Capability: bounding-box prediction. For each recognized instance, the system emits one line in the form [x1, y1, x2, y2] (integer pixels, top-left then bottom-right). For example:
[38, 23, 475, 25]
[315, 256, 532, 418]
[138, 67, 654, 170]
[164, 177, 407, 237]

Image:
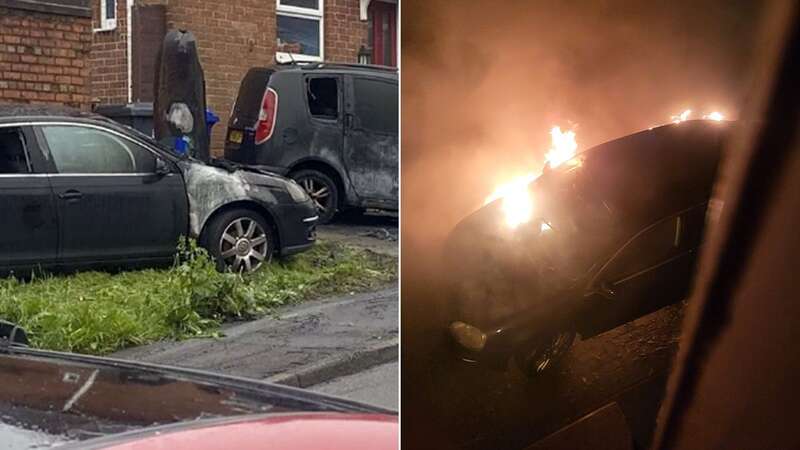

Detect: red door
[369, 1, 396, 67]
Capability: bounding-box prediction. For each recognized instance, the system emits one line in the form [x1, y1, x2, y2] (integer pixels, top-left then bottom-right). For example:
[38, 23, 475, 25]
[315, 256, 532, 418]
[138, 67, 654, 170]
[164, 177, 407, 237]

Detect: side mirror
[155, 158, 171, 176]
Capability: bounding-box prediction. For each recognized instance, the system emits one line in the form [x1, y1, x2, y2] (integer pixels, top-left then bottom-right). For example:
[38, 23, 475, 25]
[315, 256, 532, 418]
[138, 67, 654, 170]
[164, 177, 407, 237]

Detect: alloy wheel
[219, 217, 269, 273]
[299, 177, 332, 214]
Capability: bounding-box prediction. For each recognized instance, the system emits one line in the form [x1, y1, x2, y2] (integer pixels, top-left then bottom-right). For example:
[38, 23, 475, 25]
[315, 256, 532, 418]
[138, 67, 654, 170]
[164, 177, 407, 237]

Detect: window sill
[276, 52, 323, 63]
[93, 25, 117, 33]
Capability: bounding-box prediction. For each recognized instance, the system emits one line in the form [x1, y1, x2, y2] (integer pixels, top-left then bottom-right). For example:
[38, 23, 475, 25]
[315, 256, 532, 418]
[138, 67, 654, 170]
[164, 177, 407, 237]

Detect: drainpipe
[127, 0, 133, 103]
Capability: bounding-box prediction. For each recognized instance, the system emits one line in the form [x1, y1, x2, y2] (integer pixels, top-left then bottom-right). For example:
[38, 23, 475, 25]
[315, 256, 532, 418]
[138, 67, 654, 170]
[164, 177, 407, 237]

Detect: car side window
[0, 127, 30, 174]
[40, 125, 156, 174]
[352, 77, 398, 134]
[306, 77, 339, 119]
[599, 215, 682, 284]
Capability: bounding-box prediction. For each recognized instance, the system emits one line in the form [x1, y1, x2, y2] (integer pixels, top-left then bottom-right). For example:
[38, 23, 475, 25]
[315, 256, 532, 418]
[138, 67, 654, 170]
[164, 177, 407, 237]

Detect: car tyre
[201, 209, 274, 273]
[291, 169, 338, 224]
[512, 331, 576, 378]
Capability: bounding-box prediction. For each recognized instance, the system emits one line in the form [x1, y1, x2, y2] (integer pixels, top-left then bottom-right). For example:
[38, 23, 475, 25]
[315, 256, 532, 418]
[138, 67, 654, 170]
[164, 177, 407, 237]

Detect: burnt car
[445, 120, 730, 377]
[0, 105, 317, 274]
[224, 63, 398, 223]
[0, 323, 396, 449]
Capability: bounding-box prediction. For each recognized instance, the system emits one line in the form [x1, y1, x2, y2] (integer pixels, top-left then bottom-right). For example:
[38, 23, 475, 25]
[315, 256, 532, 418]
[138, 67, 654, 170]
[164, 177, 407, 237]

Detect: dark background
[401, 1, 768, 448]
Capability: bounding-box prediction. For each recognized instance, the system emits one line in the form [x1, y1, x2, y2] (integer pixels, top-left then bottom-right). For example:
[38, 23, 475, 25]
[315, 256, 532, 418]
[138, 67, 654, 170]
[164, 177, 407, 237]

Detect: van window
[307, 77, 338, 119]
[352, 78, 397, 134]
[0, 128, 30, 174]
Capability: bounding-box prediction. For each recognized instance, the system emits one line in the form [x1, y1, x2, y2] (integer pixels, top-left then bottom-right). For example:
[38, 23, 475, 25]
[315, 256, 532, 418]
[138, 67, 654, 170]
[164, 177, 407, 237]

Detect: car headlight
[449, 321, 487, 352]
[286, 180, 310, 203]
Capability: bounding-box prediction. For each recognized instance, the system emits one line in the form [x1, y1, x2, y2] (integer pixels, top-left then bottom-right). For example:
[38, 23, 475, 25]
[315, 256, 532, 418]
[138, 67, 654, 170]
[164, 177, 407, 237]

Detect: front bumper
[274, 200, 318, 256]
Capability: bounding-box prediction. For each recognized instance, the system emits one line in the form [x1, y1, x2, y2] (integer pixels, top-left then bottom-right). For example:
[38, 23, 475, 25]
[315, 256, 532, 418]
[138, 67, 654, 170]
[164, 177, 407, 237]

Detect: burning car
[0, 105, 317, 274]
[445, 120, 731, 377]
[0, 321, 397, 449]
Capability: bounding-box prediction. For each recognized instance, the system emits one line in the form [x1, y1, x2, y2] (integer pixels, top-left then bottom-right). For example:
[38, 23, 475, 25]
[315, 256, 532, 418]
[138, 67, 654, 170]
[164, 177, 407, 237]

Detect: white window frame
[95, 0, 117, 32]
[276, 0, 324, 62]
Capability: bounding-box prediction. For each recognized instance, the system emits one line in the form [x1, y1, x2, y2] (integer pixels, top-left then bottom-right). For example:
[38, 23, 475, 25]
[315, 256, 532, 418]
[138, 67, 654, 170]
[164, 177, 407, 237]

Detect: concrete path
[313, 361, 399, 410]
[112, 285, 398, 383]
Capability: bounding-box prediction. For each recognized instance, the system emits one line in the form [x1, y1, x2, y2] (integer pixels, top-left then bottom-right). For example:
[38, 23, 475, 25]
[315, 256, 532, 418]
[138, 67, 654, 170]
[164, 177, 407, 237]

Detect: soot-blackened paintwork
[0, 106, 316, 273]
[445, 121, 732, 368]
[224, 64, 398, 212]
[0, 344, 395, 448]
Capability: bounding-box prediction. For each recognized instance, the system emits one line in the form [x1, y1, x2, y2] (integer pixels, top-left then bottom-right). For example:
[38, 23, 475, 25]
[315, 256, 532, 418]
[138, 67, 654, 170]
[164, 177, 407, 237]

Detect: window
[352, 78, 398, 134]
[98, 0, 117, 31]
[307, 77, 338, 119]
[600, 216, 682, 284]
[276, 0, 323, 62]
[41, 126, 157, 174]
[0, 128, 30, 174]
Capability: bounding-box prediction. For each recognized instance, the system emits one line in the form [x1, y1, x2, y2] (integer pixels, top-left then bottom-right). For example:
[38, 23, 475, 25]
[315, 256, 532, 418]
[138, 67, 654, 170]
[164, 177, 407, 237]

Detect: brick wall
[0, 6, 92, 109]
[88, 0, 370, 154]
[90, 0, 128, 104]
[163, 0, 278, 154]
[325, 0, 369, 63]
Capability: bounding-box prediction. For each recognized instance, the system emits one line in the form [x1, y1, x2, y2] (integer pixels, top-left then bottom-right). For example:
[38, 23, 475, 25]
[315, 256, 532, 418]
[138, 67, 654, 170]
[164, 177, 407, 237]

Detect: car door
[0, 125, 58, 271]
[35, 123, 188, 265]
[342, 75, 398, 207]
[580, 206, 706, 337]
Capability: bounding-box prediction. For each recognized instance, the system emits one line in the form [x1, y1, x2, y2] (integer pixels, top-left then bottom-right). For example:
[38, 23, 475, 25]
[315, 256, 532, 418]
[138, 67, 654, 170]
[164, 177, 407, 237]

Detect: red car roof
[97, 413, 397, 450]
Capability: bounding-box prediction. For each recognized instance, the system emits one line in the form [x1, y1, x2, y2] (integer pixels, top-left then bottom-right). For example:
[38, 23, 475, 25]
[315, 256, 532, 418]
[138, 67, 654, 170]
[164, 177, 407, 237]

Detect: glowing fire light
[671, 109, 692, 124]
[484, 173, 536, 229]
[702, 111, 725, 121]
[544, 126, 578, 169]
[485, 125, 578, 228]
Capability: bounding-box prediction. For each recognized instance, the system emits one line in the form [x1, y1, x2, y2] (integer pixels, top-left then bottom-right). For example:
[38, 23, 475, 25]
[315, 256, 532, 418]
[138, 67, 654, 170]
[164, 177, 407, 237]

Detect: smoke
[401, 1, 768, 446]
[402, 0, 765, 246]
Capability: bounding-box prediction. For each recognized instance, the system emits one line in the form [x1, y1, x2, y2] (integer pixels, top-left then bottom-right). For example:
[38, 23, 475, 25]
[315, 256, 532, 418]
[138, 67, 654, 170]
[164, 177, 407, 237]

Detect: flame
[484, 173, 536, 228]
[485, 125, 578, 228]
[671, 109, 692, 124]
[702, 111, 725, 121]
[544, 126, 578, 169]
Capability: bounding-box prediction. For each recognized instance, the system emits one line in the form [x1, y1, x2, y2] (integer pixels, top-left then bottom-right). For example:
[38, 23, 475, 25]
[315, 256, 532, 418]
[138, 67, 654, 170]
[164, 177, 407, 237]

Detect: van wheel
[201, 209, 274, 273]
[291, 169, 338, 224]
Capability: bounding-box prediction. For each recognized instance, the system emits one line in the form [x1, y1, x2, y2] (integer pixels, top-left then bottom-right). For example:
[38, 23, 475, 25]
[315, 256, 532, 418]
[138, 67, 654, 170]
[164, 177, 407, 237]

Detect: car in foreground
[444, 120, 730, 377]
[0, 322, 396, 449]
[223, 62, 398, 223]
[0, 105, 317, 274]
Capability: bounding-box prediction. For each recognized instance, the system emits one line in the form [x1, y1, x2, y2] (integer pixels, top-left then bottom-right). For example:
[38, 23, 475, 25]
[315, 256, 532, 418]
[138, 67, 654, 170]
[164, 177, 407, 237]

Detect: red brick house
[0, 0, 93, 109]
[89, 0, 397, 152]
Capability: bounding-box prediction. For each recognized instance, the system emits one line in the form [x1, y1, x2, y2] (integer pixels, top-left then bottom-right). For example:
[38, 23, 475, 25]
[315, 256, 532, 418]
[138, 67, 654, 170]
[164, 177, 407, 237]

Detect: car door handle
[58, 190, 83, 201]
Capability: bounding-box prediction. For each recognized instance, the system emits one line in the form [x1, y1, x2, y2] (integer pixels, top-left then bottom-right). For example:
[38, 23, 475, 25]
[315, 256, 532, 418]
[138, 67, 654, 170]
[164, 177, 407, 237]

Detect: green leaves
[0, 240, 396, 355]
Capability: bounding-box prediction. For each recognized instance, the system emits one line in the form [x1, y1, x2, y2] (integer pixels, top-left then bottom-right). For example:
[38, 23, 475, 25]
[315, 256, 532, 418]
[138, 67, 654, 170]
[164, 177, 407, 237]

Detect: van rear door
[224, 68, 274, 163]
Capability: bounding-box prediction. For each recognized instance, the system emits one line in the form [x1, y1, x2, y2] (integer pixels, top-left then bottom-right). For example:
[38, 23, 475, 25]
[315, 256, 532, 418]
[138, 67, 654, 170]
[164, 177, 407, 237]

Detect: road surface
[313, 362, 399, 410]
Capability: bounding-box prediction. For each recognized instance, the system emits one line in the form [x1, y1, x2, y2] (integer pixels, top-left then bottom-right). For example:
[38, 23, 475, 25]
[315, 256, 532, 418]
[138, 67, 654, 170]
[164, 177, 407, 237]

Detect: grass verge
[0, 240, 396, 355]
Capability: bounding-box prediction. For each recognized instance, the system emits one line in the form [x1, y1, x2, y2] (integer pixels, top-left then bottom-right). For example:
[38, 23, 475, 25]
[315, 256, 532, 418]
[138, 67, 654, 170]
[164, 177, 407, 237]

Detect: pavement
[113, 284, 398, 380]
[403, 291, 684, 450]
[112, 212, 399, 403]
[313, 362, 399, 410]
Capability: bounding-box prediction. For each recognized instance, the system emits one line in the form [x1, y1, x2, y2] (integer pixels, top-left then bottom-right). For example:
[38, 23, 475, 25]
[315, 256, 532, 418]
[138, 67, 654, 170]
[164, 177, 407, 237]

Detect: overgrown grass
[0, 240, 396, 355]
